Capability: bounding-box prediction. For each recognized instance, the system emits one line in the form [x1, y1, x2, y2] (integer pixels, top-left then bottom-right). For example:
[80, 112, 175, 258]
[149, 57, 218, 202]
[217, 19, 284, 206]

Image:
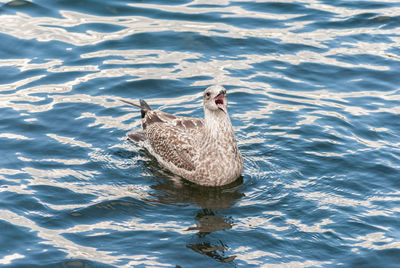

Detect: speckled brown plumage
[124, 85, 243, 186]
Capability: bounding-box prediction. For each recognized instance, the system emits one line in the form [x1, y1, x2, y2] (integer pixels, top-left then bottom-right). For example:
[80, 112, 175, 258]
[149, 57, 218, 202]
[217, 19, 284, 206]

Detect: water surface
[1, 0, 400, 267]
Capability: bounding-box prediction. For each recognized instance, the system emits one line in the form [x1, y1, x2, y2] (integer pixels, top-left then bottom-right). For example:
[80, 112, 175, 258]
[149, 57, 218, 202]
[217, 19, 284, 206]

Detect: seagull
[121, 85, 243, 186]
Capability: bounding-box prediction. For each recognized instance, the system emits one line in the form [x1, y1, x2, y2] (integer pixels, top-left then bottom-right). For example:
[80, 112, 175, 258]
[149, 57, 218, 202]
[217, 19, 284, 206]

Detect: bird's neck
[203, 108, 235, 140]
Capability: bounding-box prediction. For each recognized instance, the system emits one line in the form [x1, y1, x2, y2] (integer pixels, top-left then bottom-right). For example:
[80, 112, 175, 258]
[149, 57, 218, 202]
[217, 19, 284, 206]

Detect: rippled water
[1, 0, 400, 267]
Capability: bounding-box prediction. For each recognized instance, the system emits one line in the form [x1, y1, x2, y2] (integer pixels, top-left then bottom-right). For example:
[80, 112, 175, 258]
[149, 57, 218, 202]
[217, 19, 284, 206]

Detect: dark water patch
[0, 191, 47, 213]
[0, 66, 34, 87]
[116, 78, 191, 99]
[45, 22, 127, 34]
[50, 0, 193, 17]
[320, 0, 400, 10]
[334, 53, 400, 71]
[33, 197, 152, 230]
[311, 12, 396, 30]
[0, 220, 68, 267]
[0, 33, 70, 60]
[30, 185, 96, 205]
[95, 31, 299, 58]
[235, 1, 331, 16]
[347, 249, 400, 268]
[102, 62, 177, 70]
[338, 33, 394, 44]
[43, 0, 134, 17]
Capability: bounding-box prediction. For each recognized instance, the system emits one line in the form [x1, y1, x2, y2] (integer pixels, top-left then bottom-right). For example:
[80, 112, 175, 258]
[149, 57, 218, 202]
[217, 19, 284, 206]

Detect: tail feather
[119, 98, 152, 118]
[139, 99, 151, 118]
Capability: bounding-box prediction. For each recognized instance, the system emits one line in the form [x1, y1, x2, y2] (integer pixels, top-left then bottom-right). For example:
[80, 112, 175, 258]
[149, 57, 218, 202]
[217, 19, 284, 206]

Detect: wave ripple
[0, 0, 400, 267]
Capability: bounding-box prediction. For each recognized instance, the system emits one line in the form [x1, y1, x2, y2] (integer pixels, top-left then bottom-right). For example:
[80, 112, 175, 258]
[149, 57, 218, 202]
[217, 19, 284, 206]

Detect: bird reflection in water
[186, 209, 237, 263]
[140, 151, 244, 263]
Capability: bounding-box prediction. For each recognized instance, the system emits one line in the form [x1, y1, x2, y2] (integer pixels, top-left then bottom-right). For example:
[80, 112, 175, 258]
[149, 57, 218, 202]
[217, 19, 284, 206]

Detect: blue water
[1, 0, 400, 267]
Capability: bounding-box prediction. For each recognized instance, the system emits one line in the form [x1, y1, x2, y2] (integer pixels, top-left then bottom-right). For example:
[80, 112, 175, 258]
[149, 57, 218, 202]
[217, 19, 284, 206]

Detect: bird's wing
[127, 131, 146, 142]
[155, 110, 204, 135]
[146, 122, 197, 171]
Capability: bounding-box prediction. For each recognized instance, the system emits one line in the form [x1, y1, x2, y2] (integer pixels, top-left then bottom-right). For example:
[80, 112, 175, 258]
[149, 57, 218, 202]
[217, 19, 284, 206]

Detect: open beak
[214, 90, 226, 111]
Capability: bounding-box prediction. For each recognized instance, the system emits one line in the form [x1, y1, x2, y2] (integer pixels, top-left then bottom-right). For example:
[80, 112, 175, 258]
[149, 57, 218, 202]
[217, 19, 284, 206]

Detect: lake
[0, 0, 400, 267]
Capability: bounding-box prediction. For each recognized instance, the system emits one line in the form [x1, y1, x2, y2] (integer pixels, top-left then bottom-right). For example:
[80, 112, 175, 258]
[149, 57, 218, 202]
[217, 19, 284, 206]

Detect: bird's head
[203, 85, 227, 113]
